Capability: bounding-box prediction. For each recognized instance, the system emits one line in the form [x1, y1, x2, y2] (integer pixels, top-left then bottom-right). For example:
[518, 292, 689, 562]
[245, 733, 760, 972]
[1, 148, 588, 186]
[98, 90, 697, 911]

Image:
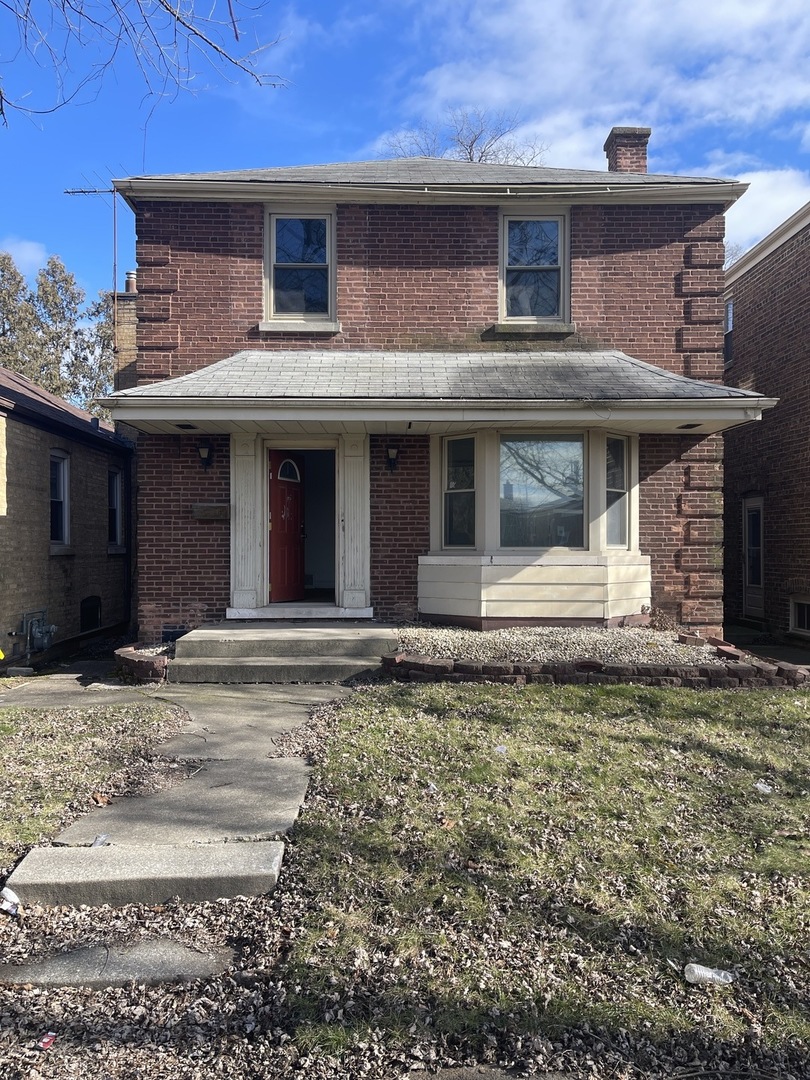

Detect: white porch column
[230, 433, 262, 608]
[338, 435, 370, 608]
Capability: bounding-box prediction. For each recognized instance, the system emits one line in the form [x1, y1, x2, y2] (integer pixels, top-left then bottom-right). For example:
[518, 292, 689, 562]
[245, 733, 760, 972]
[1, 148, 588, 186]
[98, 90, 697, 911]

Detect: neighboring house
[104, 127, 775, 644]
[0, 367, 133, 663]
[724, 200, 809, 635]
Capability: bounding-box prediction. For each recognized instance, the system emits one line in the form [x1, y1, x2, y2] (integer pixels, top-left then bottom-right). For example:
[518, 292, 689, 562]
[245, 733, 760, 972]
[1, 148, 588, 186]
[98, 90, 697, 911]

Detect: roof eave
[113, 177, 747, 211]
[102, 394, 777, 436]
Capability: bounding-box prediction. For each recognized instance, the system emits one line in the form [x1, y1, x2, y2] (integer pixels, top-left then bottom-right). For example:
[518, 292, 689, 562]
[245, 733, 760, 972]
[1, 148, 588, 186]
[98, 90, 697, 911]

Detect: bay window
[606, 436, 629, 547]
[500, 436, 584, 547]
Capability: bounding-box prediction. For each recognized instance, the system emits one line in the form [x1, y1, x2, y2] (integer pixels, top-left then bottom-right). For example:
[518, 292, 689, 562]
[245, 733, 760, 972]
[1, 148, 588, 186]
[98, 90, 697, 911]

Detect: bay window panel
[500, 436, 584, 548]
[606, 436, 628, 547]
[444, 437, 475, 547]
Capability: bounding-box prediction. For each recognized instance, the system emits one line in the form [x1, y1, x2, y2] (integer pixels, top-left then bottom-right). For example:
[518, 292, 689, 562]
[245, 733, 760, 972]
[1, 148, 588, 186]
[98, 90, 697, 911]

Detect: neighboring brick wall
[639, 433, 724, 634]
[724, 221, 810, 633]
[135, 434, 230, 643]
[369, 435, 430, 620]
[0, 417, 131, 661]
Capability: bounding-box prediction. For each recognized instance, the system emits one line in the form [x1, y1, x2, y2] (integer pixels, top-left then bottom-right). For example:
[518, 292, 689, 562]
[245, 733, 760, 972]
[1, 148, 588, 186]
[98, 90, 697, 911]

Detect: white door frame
[228, 432, 371, 617]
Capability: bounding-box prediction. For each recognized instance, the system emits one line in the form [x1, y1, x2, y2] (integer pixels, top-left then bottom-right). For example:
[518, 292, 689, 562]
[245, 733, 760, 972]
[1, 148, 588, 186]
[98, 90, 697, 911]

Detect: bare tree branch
[1, 0, 285, 123]
[382, 107, 548, 166]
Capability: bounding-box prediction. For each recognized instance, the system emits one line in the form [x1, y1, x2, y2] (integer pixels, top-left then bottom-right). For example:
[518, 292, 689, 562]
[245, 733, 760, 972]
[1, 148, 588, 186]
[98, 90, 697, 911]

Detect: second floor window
[269, 214, 332, 318]
[502, 215, 565, 321]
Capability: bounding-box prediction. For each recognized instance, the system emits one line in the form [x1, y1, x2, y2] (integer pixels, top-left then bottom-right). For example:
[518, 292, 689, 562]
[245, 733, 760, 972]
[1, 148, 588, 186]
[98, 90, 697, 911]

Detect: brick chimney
[603, 126, 651, 173]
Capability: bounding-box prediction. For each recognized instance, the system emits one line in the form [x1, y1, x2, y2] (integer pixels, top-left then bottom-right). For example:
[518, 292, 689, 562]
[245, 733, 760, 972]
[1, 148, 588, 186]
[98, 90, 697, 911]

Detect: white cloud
[0, 237, 48, 276]
[725, 169, 810, 254]
[392, 0, 810, 170]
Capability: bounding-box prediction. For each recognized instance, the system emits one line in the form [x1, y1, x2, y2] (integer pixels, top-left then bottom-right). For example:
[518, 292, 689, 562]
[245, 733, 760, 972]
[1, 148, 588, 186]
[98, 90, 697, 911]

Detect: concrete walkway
[1, 661, 349, 984]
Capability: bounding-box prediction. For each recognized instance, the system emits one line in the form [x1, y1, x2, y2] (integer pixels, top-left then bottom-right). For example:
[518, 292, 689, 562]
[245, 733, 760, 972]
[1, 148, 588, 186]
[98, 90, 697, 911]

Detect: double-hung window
[502, 215, 566, 322]
[50, 451, 69, 545]
[606, 436, 629, 547]
[108, 469, 123, 547]
[444, 437, 475, 547]
[266, 212, 334, 324]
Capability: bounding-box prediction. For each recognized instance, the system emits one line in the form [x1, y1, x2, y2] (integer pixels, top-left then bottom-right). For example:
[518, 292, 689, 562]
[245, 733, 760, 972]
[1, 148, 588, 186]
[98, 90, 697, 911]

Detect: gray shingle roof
[120, 157, 730, 189]
[109, 351, 763, 403]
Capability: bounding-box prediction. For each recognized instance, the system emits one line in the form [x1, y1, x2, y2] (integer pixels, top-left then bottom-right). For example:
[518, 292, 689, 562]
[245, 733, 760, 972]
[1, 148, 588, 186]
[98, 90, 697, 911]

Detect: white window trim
[499, 208, 569, 325]
[50, 450, 70, 550]
[261, 206, 338, 331]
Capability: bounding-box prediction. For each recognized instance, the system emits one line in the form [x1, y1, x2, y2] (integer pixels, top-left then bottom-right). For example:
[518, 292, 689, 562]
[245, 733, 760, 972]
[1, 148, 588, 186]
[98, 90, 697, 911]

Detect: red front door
[269, 451, 305, 603]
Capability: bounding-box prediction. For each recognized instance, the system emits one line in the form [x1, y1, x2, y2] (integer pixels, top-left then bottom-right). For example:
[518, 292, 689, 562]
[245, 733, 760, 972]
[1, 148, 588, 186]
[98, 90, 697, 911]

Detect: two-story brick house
[105, 127, 774, 644]
[724, 199, 809, 635]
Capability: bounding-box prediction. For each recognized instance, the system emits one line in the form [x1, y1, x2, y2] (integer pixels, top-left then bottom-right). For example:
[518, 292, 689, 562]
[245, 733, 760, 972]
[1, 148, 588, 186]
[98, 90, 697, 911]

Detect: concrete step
[174, 624, 398, 659]
[167, 655, 382, 683]
[7, 841, 284, 906]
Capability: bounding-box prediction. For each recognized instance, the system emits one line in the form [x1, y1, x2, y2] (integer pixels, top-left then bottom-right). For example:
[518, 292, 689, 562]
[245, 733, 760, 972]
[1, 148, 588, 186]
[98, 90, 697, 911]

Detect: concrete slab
[0, 938, 234, 987]
[54, 758, 309, 846]
[7, 841, 284, 906]
[175, 623, 398, 658]
[145, 683, 349, 760]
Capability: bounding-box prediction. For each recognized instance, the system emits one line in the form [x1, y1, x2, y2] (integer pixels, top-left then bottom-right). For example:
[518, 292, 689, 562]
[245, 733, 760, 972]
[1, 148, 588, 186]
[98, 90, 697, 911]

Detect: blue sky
[2, 0, 810, 301]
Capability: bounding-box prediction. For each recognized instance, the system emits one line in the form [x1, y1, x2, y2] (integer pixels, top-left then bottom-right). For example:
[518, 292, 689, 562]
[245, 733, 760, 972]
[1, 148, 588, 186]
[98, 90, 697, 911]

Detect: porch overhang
[104, 396, 775, 437]
[101, 349, 777, 437]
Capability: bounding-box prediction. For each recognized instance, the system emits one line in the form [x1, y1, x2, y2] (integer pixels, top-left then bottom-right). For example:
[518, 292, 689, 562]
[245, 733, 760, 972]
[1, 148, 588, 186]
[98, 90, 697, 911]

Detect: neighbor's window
[791, 598, 810, 637]
[500, 435, 584, 547]
[502, 216, 565, 320]
[269, 214, 332, 318]
[444, 437, 475, 547]
[724, 297, 734, 368]
[50, 451, 69, 544]
[108, 470, 123, 546]
[606, 436, 629, 547]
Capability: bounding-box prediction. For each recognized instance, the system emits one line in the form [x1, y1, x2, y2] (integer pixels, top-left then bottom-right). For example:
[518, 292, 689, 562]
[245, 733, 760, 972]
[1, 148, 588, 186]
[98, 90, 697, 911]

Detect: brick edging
[114, 645, 169, 683]
[381, 637, 809, 689]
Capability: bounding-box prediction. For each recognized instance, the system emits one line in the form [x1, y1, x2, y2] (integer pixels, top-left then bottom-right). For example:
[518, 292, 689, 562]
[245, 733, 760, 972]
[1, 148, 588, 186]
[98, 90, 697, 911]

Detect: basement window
[790, 597, 810, 638]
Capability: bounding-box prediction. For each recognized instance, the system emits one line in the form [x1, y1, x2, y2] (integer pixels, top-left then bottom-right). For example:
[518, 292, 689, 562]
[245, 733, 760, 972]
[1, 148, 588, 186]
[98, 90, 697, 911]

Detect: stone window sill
[257, 320, 342, 334]
[107, 544, 127, 556]
[487, 322, 577, 337]
[50, 543, 74, 557]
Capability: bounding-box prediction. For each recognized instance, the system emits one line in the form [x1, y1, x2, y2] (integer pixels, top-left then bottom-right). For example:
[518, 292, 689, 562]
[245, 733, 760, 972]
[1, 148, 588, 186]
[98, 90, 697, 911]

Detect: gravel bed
[398, 625, 717, 665]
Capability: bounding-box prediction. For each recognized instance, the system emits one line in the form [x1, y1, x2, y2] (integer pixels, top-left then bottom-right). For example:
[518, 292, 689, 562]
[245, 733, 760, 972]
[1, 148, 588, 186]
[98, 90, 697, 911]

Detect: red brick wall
[639, 434, 724, 633]
[724, 222, 810, 632]
[134, 200, 726, 373]
[369, 435, 431, 620]
[136, 434, 230, 642]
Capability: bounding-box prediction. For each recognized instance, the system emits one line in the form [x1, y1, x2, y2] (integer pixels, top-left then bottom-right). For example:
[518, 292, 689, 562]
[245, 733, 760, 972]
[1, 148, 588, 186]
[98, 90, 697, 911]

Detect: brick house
[724, 199, 809, 634]
[105, 127, 774, 644]
[0, 367, 133, 663]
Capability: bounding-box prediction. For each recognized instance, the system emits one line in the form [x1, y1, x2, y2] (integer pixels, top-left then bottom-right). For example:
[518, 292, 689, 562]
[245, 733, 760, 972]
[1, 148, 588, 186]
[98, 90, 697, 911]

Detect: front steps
[167, 622, 399, 683]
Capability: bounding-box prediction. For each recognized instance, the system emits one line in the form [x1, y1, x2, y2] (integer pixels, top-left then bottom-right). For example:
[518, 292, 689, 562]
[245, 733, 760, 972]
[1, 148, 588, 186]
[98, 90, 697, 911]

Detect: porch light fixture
[197, 442, 213, 468]
[386, 445, 399, 472]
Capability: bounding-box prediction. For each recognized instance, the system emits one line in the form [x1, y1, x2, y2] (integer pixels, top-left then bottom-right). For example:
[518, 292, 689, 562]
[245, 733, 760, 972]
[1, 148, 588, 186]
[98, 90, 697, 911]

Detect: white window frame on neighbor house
[107, 468, 124, 551]
[49, 450, 70, 548]
[499, 210, 569, 324]
[261, 207, 338, 331]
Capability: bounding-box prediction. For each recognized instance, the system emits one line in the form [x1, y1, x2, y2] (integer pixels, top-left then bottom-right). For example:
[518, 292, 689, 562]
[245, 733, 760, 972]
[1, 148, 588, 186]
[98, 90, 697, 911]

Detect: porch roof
[102, 350, 776, 436]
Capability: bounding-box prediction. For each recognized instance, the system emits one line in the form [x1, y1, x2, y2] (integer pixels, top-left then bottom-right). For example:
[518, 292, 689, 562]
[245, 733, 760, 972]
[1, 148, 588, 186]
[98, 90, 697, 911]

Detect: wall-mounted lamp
[386, 445, 399, 472]
[198, 442, 213, 468]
